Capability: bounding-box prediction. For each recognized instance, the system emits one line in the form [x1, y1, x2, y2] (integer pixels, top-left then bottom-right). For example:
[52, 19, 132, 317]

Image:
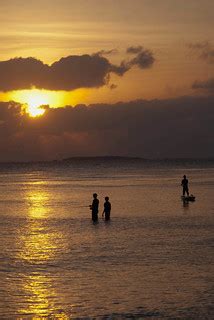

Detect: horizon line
[0, 156, 214, 165]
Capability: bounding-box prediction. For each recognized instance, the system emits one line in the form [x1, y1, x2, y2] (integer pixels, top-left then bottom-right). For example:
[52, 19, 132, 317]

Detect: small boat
[181, 195, 196, 201]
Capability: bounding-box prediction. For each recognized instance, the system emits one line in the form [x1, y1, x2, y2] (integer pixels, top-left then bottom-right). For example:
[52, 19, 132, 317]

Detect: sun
[6, 88, 58, 117]
[24, 90, 50, 117]
[0, 87, 88, 116]
[27, 100, 46, 117]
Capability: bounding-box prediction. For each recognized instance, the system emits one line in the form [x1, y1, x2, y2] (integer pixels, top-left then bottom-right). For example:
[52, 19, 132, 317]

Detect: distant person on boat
[90, 193, 99, 221]
[181, 175, 189, 196]
[102, 196, 111, 221]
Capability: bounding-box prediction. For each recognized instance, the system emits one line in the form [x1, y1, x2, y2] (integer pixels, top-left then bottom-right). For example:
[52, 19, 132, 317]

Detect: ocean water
[0, 159, 213, 319]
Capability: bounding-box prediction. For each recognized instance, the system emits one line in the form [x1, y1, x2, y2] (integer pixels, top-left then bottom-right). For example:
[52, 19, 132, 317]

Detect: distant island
[62, 156, 144, 161]
[0, 156, 214, 165]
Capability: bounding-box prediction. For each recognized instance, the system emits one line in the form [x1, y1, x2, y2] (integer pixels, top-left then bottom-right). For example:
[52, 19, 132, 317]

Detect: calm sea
[0, 159, 213, 319]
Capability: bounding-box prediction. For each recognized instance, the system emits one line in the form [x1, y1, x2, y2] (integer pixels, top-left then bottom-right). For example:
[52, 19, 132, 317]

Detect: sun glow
[0, 88, 64, 117]
[15, 89, 57, 117]
[27, 94, 47, 117]
[0, 88, 89, 116]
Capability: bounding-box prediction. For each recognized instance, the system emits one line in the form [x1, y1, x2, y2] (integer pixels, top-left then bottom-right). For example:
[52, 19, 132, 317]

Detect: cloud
[109, 84, 117, 90]
[192, 78, 214, 94]
[127, 46, 155, 69]
[95, 49, 118, 56]
[0, 96, 213, 161]
[109, 60, 130, 76]
[127, 46, 143, 54]
[0, 47, 155, 91]
[0, 55, 111, 91]
[189, 41, 214, 64]
[0, 57, 49, 91]
[110, 47, 155, 75]
[129, 49, 155, 69]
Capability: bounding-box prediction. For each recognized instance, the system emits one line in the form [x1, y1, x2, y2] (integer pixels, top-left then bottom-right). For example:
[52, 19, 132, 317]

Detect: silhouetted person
[90, 193, 99, 221]
[181, 175, 189, 196]
[102, 196, 111, 221]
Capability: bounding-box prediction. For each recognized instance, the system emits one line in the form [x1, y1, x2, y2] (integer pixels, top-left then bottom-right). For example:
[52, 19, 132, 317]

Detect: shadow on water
[182, 198, 190, 210]
[181, 196, 196, 213]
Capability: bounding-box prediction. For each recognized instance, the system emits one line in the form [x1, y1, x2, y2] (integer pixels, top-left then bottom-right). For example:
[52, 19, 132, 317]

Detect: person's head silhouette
[93, 193, 97, 198]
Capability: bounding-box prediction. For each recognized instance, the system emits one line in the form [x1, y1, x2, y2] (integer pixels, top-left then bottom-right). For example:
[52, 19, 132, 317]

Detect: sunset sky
[0, 0, 213, 161]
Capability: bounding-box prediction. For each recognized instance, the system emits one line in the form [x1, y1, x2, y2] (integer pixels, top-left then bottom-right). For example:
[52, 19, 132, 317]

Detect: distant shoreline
[0, 156, 214, 165]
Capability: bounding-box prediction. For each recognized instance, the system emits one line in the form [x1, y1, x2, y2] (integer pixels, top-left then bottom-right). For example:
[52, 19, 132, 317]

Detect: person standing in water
[181, 175, 189, 196]
[90, 193, 99, 221]
[102, 196, 111, 221]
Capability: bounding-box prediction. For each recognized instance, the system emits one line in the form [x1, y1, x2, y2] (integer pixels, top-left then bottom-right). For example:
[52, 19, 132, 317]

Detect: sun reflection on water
[16, 187, 68, 317]
[18, 219, 57, 263]
[26, 188, 51, 219]
[19, 274, 56, 317]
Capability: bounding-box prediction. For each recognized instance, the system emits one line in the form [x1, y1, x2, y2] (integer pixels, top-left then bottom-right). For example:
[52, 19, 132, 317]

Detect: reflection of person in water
[181, 175, 189, 196]
[102, 196, 111, 221]
[182, 198, 189, 209]
[90, 193, 99, 221]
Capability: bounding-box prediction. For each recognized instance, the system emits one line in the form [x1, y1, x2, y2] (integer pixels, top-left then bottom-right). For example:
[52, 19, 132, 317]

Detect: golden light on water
[17, 219, 65, 317]
[16, 187, 67, 317]
[27, 187, 50, 219]
[21, 187, 54, 262]
[20, 274, 56, 317]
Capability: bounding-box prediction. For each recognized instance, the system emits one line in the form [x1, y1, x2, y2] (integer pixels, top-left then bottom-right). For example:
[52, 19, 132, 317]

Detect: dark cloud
[109, 84, 117, 90]
[129, 49, 155, 69]
[0, 55, 111, 91]
[0, 96, 213, 161]
[109, 60, 130, 76]
[127, 46, 143, 54]
[0, 57, 49, 91]
[110, 48, 155, 75]
[192, 78, 214, 94]
[126, 46, 155, 69]
[50, 54, 111, 90]
[189, 41, 214, 64]
[95, 49, 118, 56]
[0, 48, 155, 91]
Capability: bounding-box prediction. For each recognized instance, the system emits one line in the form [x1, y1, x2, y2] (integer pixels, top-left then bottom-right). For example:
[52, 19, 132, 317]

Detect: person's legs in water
[183, 186, 185, 196]
[105, 212, 110, 221]
[183, 186, 189, 196]
[92, 212, 98, 222]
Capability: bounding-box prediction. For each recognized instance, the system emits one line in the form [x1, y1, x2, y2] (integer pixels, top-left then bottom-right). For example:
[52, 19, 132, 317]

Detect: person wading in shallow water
[102, 196, 111, 221]
[90, 193, 99, 222]
[181, 175, 189, 196]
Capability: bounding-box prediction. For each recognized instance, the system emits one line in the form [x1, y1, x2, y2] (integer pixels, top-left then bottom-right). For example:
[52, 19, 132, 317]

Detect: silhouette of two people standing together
[90, 193, 111, 222]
